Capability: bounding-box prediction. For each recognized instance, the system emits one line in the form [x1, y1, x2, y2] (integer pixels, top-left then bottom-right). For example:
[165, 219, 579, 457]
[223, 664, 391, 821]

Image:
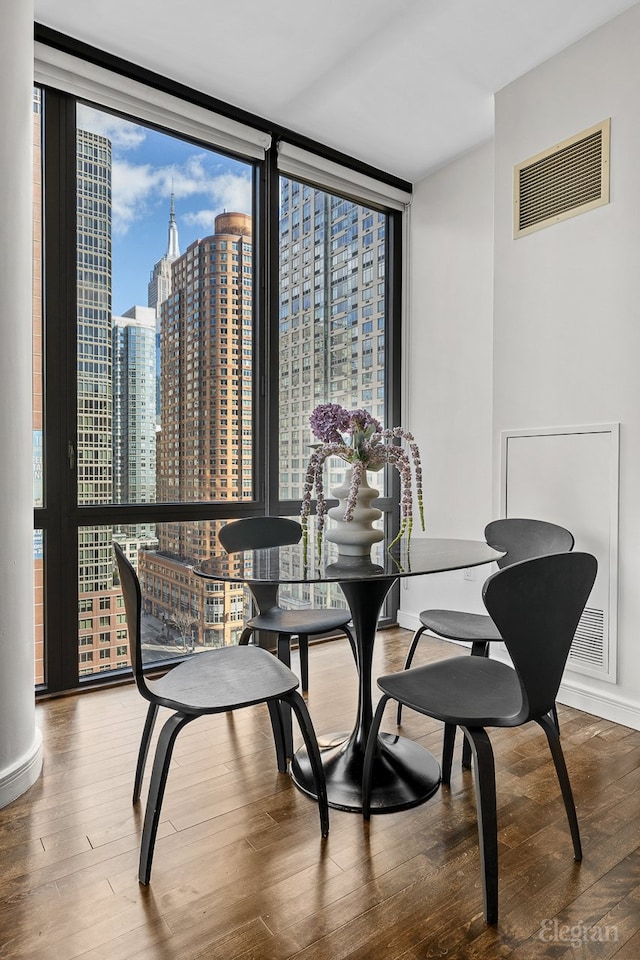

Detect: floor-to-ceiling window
[33, 36, 409, 695]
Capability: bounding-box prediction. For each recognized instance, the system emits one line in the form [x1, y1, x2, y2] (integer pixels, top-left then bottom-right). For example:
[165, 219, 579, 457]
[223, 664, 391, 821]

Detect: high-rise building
[271, 180, 386, 617]
[157, 210, 253, 559]
[76, 128, 114, 592]
[148, 192, 180, 316]
[112, 305, 157, 541]
[139, 212, 253, 647]
[149, 193, 180, 420]
[277, 180, 387, 503]
[75, 125, 131, 676]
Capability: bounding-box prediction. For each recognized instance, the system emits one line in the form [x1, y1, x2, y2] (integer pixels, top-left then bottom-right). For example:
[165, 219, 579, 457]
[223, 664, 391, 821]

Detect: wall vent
[514, 119, 610, 237]
[569, 605, 606, 672]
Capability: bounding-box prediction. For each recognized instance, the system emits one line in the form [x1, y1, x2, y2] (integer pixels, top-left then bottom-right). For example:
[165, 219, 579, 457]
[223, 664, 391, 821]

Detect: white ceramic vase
[325, 467, 384, 556]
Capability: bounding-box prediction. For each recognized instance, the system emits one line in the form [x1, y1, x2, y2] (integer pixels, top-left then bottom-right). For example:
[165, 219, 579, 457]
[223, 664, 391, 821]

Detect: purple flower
[309, 403, 351, 443]
[349, 409, 382, 435]
[300, 404, 426, 557]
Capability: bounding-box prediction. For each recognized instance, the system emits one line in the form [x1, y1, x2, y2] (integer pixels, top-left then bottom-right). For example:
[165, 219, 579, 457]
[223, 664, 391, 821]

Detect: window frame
[34, 26, 410, 696]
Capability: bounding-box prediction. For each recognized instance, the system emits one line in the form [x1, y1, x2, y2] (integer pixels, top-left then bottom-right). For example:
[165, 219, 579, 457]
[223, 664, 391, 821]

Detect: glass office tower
[112, 306, 157, 541]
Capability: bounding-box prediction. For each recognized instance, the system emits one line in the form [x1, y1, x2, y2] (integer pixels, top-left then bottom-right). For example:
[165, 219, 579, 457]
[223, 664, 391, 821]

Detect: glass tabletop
[195, 537, 504, 584]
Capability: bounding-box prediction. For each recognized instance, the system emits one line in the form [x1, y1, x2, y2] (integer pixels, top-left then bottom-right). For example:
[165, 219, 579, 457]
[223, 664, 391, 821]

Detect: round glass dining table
[196, 537, 503, 814]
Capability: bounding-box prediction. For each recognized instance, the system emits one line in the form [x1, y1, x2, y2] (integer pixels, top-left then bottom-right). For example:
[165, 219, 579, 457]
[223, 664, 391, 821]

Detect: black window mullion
[265, 145, 281, 516]
[250, 151, 269, 512]
[380, 207, 404, 623]
[40, 87, 80, 693]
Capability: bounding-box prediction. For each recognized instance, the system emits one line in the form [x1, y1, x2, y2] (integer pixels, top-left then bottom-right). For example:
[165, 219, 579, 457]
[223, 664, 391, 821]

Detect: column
[0, 1, 42, 806]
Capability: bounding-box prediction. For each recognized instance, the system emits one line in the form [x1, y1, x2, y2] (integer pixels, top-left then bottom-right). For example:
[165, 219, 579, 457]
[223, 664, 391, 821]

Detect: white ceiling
[34, 0, 639, 183]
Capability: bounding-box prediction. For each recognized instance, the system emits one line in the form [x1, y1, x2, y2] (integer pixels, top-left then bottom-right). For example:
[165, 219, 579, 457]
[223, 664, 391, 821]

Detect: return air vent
[514, 119, 610, 237]
[569, 605, 606, 672]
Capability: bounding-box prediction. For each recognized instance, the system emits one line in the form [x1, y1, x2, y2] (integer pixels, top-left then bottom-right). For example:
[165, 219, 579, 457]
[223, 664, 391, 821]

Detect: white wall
[493, 2, 640, 728]
[400, 141, 495, 628]
[405, 2, 640, 730]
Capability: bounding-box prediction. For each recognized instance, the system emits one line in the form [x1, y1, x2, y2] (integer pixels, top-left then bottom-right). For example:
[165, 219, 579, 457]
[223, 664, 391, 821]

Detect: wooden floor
[2, 629, 640, 960]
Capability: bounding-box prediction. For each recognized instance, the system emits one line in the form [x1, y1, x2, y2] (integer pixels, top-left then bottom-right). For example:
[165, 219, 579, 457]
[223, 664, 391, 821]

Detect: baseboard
[0, 728, 43, 808]
[556, 680, 640, 731]
[396, 610, 424, 633]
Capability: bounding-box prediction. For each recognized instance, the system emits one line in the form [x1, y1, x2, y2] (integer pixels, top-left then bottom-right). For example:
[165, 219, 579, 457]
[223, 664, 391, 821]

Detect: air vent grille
[514, 120, 610, 237]
[569, 605, 605, 670]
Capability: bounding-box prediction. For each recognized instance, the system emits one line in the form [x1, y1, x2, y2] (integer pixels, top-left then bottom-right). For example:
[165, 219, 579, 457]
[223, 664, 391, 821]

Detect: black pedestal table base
[291, 728, 441, 813]
[291, 574, 441, 813]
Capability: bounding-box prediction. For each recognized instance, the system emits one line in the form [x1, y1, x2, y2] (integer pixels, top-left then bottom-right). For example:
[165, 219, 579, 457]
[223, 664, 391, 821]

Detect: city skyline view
[78, 104, 253, 315]
[34, 93, 391, 682]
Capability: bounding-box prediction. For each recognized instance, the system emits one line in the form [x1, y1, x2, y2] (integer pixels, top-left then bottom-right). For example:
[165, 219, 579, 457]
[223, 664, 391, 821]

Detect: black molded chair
[397, 518, 575, 750]
[363, 551, 596, 923]
[114, 542, 329, 885]
[219, 517, 355, 692]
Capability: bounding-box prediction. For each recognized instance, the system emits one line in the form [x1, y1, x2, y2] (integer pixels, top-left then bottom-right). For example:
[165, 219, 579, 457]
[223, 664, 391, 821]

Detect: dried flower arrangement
[300, 403, 424, 554]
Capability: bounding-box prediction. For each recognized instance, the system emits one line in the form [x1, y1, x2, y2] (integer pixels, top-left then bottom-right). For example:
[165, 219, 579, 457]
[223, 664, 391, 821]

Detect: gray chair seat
[248, 607, 354, 636]
[380, 656, 522, 727]
[147, 644, 299, 713]
[418, 610, 502, 644]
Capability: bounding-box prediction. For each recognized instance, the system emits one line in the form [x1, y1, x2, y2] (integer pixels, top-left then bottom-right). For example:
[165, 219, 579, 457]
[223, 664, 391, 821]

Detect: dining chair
[396, 518, 575, 756]
[218, 517, 355, 692]
[113, 541, 329, 884]
[363, 551, 597, 923]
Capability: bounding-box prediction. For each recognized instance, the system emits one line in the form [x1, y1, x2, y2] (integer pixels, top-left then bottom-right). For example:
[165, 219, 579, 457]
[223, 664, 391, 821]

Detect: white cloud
[112, 160, 165, 235]
[112, 153, 252, 236]
[76, 106, 252, 236]
[168, 157, 252, 213]
[182, 208, 218, 231]
[77, 105, 146, 151]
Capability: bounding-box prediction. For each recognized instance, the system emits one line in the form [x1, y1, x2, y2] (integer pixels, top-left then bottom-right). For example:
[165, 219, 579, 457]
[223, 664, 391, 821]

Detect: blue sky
[78, 105, 253, 315]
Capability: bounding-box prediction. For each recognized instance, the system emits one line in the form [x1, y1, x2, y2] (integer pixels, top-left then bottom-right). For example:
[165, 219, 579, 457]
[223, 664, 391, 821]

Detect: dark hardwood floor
[1, 629, 639, 959]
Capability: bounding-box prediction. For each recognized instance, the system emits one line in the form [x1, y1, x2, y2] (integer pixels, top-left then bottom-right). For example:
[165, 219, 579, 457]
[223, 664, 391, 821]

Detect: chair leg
[298, 634, 309, 692]
[362, 695, 389, 820]
[536, 714, 582, 861]
[397, 625, 428, 725]
[277, 632, 291, 668]
[277, 634, 294, 759]
[460, 642, 490, 770]
[139, 711, 194, 885]
[267, 700, 287, 773]
[461, 726, 498, 924]
[343, 624, 357, 665]
[133, 702, 159, 803]
[286, 691, 329, 838]
[551, 703, 561, 736]
[461, 730, 472, 770]
[441, 723, 456, 785]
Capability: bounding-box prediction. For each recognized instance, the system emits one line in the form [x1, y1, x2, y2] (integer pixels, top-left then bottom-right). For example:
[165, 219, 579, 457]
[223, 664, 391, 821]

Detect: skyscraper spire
[166, 191, 180, 261]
